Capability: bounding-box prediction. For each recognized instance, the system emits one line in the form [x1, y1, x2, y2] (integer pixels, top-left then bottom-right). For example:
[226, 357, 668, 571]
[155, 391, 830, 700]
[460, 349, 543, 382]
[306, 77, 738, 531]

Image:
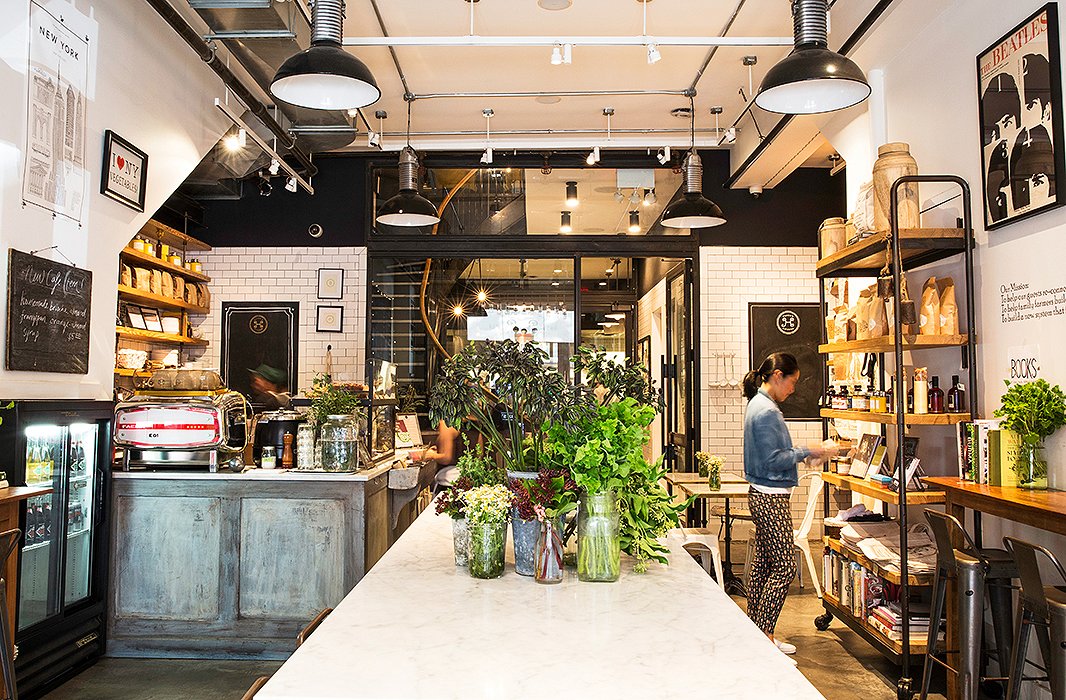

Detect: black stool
[1003, 537, 1066, 700]
[0, 529, 22, 700]
[920, 511, 1016, 700]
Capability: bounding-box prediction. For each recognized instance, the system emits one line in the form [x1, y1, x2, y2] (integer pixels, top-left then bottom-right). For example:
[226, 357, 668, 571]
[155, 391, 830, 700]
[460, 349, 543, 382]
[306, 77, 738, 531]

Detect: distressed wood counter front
[107, 467, 389, 658]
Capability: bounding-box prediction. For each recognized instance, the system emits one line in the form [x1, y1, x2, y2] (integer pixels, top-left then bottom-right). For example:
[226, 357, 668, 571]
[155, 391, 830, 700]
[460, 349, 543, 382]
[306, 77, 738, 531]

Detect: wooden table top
[677, 481, 751, 499]
[664, 472, 746, 484]
[923, 477, 1066, 537]
[0, 485, 52, 505]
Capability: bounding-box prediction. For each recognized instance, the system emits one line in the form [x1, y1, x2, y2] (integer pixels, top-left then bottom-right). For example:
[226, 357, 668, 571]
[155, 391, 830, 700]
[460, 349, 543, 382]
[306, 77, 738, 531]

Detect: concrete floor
[41, 586, 948, 699]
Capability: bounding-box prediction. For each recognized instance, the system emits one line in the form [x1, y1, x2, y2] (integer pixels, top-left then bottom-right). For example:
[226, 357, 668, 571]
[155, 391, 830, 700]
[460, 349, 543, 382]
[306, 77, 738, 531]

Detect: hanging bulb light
[629, 188, 642, 206]
[565, 181, 579, 207]
[628, 211, 641, 234]
[376, 101, 441, 227]
[614, 189, 624, 203]
[661, 97, 726, 229]
[559, 211, 572, 234]
[643, 188, 656, 206]
[270, 0, 380, 110]
[452, 303, 466, 318]
[755, 0, 870, 114]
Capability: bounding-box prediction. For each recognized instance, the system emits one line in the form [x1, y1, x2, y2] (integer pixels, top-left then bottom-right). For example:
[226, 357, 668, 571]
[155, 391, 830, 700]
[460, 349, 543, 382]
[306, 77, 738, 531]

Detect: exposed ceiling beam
[340, 35, 793, 48]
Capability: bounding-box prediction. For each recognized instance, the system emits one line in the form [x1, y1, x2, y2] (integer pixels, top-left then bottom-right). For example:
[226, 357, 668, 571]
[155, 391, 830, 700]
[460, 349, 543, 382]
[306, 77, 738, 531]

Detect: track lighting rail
[340, 35, 793, 48]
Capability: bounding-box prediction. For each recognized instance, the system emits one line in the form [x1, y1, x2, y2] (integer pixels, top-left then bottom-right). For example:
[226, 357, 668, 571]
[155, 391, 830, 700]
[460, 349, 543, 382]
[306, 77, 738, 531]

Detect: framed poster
[395, 414, 423, 448]
[748, 303, 823, 419]
[221, 302, 299, 404]
[100, 130, 148, 212]
[977, 3, 1064, 229]
[316, 305, 343, 333]
[635, 334, 652, 389]
[317, 268, 344, 300]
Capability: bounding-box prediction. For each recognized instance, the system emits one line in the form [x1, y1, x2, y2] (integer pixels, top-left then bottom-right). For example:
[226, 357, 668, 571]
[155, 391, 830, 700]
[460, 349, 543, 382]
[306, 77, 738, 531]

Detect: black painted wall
[189, 150, 845, 249]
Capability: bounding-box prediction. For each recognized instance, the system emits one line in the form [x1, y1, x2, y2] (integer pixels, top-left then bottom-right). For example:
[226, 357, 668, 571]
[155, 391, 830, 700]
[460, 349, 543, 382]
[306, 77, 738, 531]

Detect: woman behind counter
[741, 352, 836, 656]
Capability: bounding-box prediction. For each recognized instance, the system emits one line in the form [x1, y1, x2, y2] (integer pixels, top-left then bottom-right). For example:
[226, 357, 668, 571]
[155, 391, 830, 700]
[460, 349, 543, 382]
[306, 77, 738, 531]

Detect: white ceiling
[332, 0, 882, 173]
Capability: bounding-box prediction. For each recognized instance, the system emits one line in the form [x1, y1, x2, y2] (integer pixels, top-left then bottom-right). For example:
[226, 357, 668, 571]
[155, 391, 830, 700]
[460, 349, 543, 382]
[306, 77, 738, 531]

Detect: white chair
[674, 527, 726, 587]
[742, 472, 825, 598]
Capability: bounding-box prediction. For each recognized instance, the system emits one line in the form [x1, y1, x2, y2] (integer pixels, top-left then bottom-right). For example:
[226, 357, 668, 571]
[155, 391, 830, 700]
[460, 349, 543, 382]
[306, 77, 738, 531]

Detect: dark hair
[1010, 124, 1055, 209]
[1022, 54, 1051, 112]
[742, 352, 799, 400]
[982, 73, 1021, 146]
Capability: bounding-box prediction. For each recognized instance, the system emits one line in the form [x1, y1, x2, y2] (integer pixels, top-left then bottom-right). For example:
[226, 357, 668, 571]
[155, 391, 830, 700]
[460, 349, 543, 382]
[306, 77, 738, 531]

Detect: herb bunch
[509, 469, 578, 521]
[994, 379, 1066, 444]
[434, 436, 504, 519]
[306, 373, 366, 428]
[463, 485, 513, 526]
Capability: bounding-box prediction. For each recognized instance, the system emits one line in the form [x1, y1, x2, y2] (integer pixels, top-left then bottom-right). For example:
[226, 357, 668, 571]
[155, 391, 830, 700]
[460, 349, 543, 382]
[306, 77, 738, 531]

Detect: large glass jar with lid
[318, 415, 360, 472]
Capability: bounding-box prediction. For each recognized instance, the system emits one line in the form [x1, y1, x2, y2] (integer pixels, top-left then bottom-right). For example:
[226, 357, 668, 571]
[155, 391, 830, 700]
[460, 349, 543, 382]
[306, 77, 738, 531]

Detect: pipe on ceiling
[340, 35, 794, 48]
[144, 0, 318, 178]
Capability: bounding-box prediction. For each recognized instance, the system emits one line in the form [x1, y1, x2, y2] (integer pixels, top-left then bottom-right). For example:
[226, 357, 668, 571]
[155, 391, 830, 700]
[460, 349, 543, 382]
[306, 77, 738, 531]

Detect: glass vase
[468, 519, 506, 579]
[318, 414, 360, 472]
[534, 517, 564, 584]
[451, 517, 470, 567]
[707, 463, 721, 491]
[1014, 440, 1049, 490]
[577, 490, 621, 583]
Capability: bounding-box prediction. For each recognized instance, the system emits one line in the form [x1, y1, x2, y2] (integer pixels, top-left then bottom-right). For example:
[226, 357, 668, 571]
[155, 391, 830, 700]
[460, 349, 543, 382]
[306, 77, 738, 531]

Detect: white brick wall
[186, 246, 368, 394]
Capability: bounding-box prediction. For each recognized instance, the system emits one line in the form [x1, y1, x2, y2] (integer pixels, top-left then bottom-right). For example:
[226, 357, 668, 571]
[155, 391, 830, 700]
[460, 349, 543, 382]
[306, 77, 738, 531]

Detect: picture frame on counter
[100, 130, 148, 212]
[316, 305, 343, 333]
[317, 268, 344, 300]
[395, 414, 422, 449]
[849, 433, 882, 478]
[124, 305, 146, 330]
[140, 307, 164, 333]
[977, 3, 1065, 230]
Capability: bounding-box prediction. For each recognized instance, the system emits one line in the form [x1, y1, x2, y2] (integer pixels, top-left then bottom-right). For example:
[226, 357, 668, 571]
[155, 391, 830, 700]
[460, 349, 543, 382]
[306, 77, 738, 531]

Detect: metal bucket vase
[512, 514, 539, 576]
[451, 517, 470, 567]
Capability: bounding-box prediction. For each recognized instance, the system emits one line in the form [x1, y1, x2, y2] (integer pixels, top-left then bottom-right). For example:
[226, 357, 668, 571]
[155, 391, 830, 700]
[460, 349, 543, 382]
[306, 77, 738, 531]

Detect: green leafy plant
[573, 345, 663, 410]
[994, 379, 1066, 444]
[509, 469, 578, 521]
[429, 340, 593, 473]
[0, 401, 13, 426]
[306, 373, 366, 428]
[397, 386, 423, 415]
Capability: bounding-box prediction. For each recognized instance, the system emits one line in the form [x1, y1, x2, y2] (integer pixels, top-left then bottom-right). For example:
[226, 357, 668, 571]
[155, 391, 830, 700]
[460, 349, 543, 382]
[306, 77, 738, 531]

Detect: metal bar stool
[0, 529, 22, 700]
[920, 511, 1017, 700]
[1003, 537, 1066, 700]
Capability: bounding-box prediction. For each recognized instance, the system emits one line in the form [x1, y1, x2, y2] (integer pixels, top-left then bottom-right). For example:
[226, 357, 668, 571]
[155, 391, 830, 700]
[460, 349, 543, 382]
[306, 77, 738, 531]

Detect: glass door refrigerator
[0, 400, 112, 699]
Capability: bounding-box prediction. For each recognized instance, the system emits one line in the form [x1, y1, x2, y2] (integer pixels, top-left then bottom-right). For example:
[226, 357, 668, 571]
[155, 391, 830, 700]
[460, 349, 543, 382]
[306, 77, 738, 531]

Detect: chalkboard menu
[748, 302, 822, 420]
[6, 249, 92, 374]
[220, 301, 299, 404]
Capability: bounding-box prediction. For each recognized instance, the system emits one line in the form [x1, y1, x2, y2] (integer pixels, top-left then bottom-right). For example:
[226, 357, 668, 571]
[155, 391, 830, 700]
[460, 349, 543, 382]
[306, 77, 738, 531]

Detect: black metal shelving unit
[814, 176, 977, 700]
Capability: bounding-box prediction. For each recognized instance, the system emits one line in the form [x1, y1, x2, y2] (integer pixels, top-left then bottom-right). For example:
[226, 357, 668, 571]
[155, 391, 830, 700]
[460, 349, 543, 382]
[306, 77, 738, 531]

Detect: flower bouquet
[695, 452, 724, 490]
[436, 437, 505, 566]
[463, 484, 513, 579]
[509, 469, 578, 577]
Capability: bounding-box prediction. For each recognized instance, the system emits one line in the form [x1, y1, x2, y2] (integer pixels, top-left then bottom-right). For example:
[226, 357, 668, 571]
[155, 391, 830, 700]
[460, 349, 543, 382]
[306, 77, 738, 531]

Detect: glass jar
[318, 414, 360, 472]
[534, 518, 564, 584]
[577, 490, 621, 583]
[451, 517, 470, 567]
[261, 446, 277, 470]
[707, 461, 721, 491]
[296, 423, 316, 470]
[1014, 440, 1048, 490]
[468, 519, 506, 579]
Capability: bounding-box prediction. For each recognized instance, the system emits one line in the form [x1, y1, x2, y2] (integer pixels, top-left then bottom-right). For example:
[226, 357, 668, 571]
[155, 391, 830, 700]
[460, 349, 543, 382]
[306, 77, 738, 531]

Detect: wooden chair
[296, 608, 333, 647]
[240, 676, 270, 700]
[0, 529, 22, 700]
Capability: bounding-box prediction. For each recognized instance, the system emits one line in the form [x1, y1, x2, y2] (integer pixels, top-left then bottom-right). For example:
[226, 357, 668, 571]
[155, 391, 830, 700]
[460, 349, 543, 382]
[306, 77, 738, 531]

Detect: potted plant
[463, 484, 513, 579]
[435, 437, 505, 566]
[508, 468, 577, 576]
[306, 373, 367, 471]
[993, 379, 1066, 489]
[696, 452, 724, 490]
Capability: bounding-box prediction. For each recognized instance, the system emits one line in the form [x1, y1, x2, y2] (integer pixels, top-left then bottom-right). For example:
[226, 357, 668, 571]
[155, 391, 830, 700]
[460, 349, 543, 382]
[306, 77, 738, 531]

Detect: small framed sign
[317, 268, 344, 300]
[140, 307, 164, 333]
[101, 130, 148, 212]
[316, 305, 343, 333]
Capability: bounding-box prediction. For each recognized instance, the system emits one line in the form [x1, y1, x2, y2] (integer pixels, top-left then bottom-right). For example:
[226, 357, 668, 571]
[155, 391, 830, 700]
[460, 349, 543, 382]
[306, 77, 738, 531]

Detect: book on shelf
[849, 433, 882, 478]
[988, 428, 1021, 488]
[957, 419, 1003, 484]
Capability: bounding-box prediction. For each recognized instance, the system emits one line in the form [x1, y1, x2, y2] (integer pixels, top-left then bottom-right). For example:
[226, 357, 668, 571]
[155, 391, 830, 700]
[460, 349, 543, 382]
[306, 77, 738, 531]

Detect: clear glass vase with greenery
[993, 379, 1066, 489]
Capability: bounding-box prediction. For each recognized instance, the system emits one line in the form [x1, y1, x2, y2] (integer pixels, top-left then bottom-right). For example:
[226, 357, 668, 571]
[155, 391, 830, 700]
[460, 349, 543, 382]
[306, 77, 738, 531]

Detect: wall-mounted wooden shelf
[116, 326, 207, 346]
[818, 334, 968, 355]
[821, 472, 945, 506]
[120, 247, 211, 283]
[820, 409, 970, 425]
[816, 228, 967, 278]
[138, 219, 212, 253]
[117, 285, 209, 314]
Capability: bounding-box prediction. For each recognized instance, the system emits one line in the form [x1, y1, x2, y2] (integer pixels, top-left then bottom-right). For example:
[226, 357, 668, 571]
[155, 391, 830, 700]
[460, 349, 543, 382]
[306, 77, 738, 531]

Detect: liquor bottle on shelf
[25, 504, 37, 546]
[947, 375, 967, 413]
[928, 376, 945, 414]
[34, 503, 47, 543]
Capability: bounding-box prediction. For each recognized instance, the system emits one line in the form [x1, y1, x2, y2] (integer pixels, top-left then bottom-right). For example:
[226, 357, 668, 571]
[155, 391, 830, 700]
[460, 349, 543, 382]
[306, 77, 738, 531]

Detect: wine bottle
[928, 376, 945, 414]
[947, 375, 966, 413]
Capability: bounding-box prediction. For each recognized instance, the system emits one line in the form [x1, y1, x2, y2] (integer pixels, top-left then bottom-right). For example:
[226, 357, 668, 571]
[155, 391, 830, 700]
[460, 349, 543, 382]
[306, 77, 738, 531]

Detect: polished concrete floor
[41, 586, 948, 700]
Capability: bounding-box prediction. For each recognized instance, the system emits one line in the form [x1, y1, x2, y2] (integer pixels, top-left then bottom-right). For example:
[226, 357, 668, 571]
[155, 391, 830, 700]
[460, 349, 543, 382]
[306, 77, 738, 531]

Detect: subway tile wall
[186, 247, 368, 393]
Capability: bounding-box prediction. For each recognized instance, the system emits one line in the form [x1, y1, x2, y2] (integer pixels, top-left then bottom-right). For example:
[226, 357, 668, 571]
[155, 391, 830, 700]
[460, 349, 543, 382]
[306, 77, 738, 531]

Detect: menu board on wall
[5, 249, 92, 373]
[220, 302, 300, 404]
[748, 302, 822, 420]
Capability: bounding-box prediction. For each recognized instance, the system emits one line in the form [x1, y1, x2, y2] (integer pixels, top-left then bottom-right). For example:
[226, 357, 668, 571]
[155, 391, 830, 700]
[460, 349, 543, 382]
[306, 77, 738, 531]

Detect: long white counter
[257, 503, 825, 699]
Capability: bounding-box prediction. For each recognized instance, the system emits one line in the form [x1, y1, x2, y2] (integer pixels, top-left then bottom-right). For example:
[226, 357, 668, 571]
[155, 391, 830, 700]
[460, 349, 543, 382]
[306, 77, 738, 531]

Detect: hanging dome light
[559, 211, 573, 234]
[376, 147, 440, 227]
[565, 181, 579, 207]
[270, 0, 380, 110]
[755, 0, 870, 115]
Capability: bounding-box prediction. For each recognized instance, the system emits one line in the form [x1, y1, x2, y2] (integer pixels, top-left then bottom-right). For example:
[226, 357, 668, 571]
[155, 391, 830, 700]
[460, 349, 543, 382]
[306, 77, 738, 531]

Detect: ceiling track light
[550, 43, 572, 65]
[285, 177, 298, 193]
[646, 43, 661, 64]
[755, 0, 871, 114]
[628, 210, 641, 234]
[270, 0, 380, 110]
[559, 210, 572, 233]
[376, 102, 441, 227]
[586, 146, 600, 165]
[215, 98, 314, 194]
[565, 180, 579, 207]
[642, 188, 656, 206]
[661, 96, 726, 230]
[656, 145, 671, 165]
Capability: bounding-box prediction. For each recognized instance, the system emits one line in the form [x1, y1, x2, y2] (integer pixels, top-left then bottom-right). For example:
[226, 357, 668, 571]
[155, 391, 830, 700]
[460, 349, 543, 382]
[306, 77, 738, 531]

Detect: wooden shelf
[117, 285, 209, 314]
[822, 471, 946, 505]
[816, 228, 967, 278]
[822, 593, 929, 660]
[819, 334, 968, 354]
[116, 326, 207, 346]
[820, 409, 971, 425]
[825, 537, 933, 586]
[138, 219, 212, 253]
[114, 367, 153, 377]
[120, 247, 211, 282]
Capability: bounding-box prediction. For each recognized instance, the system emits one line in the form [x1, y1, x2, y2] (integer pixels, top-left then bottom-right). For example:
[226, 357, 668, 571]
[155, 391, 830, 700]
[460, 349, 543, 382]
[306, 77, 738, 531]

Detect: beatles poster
[978, 4, 1065, 230]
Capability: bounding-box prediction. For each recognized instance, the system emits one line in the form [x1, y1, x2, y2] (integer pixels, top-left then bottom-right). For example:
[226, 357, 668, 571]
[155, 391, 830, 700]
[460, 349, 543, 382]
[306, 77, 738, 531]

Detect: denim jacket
[743, 388, 810, 489]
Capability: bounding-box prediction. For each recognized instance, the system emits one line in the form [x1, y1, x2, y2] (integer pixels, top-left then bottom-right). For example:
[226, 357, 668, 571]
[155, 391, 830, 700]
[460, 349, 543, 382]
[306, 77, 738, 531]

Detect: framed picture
[317, 268, 344, 300]
[748, 303, 823, 419]
[977, 3, 1065, 229]
[635, 334, 652, 386]
[125, 305, 146, 330]
[100, 130, 148, 212]
[395, 414, 423, 449]
[892, 457, 925, 492]
[316, 305, 343, 333]
[140, 307, 164, 333]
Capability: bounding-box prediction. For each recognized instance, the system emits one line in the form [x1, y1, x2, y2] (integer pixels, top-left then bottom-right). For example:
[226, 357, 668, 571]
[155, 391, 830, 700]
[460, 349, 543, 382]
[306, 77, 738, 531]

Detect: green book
[989, 428, 1021, 488]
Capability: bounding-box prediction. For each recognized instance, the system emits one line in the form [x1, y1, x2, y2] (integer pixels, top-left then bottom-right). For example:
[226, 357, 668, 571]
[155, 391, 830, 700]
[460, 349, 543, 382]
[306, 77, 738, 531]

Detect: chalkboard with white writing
[6, 249, 92, 373]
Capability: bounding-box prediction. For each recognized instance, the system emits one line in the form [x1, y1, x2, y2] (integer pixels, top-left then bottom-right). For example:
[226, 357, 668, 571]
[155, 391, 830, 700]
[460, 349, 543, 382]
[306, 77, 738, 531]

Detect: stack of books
[867, 602, 941, 642]
[957, 420, 1022, 486]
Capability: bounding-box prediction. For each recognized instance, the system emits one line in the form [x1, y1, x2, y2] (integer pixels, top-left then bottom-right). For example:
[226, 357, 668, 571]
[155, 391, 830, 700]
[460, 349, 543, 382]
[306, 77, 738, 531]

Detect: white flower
[463, 484, 513, 525]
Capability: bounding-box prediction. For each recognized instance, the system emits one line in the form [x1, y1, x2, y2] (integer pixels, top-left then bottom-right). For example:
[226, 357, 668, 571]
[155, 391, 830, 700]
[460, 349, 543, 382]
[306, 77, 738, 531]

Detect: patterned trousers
[746, 488, 796, 635]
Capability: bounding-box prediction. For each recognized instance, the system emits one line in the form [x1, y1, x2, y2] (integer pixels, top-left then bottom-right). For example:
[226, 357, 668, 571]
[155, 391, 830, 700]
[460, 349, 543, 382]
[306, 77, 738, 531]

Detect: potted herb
[306, 373, 367, 471]
[435, 438, 504, 566]
[993, 379, 1066, 489]
[508, 468, 578, 576]
[463, 484, 513, 579]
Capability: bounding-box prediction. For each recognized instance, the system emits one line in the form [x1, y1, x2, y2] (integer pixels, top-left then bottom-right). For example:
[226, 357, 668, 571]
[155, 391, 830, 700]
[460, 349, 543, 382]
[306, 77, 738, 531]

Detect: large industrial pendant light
[660, 98, 725, 230]
[270, 0, 380, 110]
[376, 101, 440, 227]
[755, 0, 870, 115]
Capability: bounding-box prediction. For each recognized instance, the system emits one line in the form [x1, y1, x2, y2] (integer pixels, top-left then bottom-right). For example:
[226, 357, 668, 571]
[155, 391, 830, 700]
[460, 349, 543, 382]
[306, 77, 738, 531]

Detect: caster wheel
[814, 612, 832, 631]
[980, 680, 1004, 699]
[896, 677, 913, 700]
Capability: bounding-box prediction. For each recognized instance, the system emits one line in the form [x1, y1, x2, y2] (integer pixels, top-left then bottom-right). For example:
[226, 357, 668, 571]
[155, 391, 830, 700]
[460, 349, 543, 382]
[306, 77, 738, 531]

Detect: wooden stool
[0, 529, 21, 700]
[296, 608, 333, 647]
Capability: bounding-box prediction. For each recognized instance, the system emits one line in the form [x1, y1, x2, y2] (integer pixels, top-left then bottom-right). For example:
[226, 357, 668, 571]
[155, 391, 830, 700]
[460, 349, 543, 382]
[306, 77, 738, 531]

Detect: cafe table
[255, 497, 824, 700]
[675, 480, 752, 597]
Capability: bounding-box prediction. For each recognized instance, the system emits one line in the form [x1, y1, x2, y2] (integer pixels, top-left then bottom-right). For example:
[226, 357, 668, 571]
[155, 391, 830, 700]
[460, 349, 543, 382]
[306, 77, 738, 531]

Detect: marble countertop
[113, 462, 393, 482]
[257, 504, 824, 700]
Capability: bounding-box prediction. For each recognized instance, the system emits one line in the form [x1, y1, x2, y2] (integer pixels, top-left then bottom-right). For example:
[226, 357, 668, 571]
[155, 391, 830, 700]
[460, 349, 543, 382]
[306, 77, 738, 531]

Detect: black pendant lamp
[755, 0, 870, 115]
[376, 103, 440, 227]
[270, 0, 380, 111]
[661, 98, 726, 230]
